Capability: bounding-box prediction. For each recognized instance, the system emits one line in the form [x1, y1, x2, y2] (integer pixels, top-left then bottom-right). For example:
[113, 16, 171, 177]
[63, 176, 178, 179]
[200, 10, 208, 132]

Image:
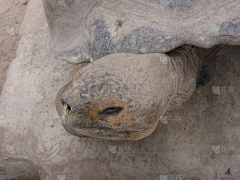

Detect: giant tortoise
[42, 0, 240, 140]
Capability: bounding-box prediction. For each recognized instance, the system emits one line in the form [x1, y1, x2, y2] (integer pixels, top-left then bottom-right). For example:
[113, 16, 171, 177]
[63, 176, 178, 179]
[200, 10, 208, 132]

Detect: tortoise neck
[166, 45, 202, 111]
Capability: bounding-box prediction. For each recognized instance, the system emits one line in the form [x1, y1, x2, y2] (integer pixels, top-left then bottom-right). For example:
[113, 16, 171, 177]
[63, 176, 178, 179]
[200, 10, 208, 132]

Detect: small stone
[15, 0, 20, 5]
[22, 0, 28, 5]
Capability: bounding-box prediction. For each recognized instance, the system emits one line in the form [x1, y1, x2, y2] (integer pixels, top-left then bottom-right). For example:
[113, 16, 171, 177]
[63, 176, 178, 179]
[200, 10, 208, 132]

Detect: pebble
[14, 0, 20, 5]
[22, 0, 28, 5]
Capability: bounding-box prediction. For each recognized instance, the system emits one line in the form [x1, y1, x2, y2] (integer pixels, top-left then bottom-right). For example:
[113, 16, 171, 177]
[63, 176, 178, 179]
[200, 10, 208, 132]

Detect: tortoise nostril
[99, 107, 123, 115]
[61, 99, 65, 106]
[66, 105, 72, 113]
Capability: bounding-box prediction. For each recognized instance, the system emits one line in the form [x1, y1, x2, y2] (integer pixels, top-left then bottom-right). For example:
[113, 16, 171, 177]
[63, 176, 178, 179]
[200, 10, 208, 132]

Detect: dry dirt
[0, 0, 28, 95]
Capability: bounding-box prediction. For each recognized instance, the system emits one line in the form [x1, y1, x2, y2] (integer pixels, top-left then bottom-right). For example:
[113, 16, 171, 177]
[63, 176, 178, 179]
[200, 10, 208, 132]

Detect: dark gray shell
[43, 0, 240, 63]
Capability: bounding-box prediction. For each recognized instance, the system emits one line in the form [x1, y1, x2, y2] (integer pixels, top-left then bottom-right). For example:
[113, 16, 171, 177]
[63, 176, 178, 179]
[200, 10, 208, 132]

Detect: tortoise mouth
[63, 114, 149, 133]
[59, 110, 157, 140]
[73, 126, 148, 134]
[62, 117, 153, 140]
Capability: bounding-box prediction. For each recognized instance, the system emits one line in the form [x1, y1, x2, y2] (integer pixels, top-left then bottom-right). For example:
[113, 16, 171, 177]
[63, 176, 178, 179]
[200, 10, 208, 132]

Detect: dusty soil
[0, 0, 28, 95]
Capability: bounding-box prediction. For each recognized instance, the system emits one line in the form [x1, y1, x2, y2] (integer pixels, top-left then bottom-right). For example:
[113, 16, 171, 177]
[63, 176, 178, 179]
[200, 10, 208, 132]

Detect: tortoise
[42, 0, 240, 140]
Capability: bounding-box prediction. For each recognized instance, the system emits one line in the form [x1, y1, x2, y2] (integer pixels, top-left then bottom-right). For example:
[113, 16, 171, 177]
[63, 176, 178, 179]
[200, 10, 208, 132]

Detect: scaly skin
[56, 45, 202, 140]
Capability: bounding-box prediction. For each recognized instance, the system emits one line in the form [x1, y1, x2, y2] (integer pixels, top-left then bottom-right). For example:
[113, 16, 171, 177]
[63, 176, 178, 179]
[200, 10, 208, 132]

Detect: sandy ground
[0, 0, 28, 95]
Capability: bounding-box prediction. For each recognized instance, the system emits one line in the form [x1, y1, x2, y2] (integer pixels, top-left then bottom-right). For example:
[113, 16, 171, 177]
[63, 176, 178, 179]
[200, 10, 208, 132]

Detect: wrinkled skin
[56, 46, 202, 140]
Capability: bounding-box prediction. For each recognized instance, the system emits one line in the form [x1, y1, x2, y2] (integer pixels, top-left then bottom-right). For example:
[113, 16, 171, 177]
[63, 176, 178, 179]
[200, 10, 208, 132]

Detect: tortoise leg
[0, 158, 39, 180]
[196, 45, 223, 88]
[196, 64, 216, 88]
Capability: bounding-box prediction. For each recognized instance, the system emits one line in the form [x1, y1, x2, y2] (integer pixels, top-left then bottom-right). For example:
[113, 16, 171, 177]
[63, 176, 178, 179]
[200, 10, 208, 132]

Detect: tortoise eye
[99, 107, 123, 115]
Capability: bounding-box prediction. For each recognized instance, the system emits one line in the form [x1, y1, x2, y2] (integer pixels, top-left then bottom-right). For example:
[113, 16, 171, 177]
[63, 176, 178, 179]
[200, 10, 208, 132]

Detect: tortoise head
[57, 53, 179, 140]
